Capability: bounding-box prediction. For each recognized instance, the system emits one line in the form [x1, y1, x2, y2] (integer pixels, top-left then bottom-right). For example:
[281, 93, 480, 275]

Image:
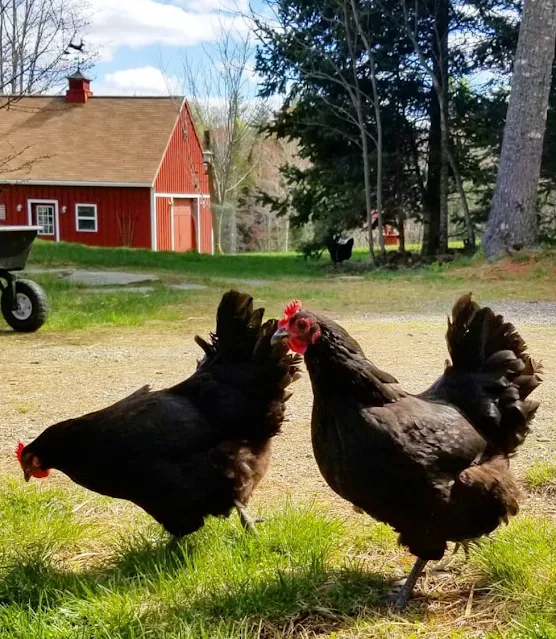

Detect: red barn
[0, 72, 213, 253]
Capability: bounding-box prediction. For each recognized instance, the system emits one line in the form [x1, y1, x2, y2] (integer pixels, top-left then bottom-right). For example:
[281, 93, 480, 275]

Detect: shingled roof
[0, 96, 186, 185]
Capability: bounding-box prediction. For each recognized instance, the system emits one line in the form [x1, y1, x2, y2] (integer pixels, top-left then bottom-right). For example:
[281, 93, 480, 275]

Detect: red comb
[284, 299, 302, 318]
[15, 442, 24, 462]
[279, 299, 302, 326]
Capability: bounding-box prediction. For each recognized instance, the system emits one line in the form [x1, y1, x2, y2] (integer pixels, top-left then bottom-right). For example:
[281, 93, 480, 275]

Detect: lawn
[14, 240, 556, 332]
[1, 478, 556, 638]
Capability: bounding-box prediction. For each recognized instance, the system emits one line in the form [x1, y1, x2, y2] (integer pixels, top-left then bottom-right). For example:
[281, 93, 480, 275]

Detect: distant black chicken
[18, 291, 302, 538]
[271, 294, 542, 608]
[327, 236, 354, 264]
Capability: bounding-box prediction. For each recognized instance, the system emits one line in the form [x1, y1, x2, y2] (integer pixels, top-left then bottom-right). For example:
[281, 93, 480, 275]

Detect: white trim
[170, 198, 175, 252]
[195, 197, 201, 253]
[75, 203, 98, 233]
[2, 179, 151, 188]
[27, 199, 60, 242]
[155, 192, 201, 199]
[150, 188, 157, 251]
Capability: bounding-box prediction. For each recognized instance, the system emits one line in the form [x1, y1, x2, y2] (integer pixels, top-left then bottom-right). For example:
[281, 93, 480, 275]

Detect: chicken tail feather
[423, 294, 542, 454]
[182, 290, 302, 441]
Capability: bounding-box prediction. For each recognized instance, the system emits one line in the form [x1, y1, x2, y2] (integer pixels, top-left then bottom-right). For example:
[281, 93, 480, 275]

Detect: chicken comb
[279, 299, 302, 326]
[15, 442, 24, 462]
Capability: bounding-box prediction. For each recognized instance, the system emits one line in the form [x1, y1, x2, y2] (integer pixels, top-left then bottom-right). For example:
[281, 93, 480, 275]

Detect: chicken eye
[297, 319, 308, 331]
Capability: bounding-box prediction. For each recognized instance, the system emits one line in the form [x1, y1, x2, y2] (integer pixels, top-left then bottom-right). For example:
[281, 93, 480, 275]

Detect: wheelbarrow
[0, 226, 48, 332]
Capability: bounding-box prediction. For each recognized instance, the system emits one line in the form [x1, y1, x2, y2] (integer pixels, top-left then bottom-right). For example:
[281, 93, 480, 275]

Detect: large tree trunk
[484, 0, 556, 259]
[421, 0, 450, 257]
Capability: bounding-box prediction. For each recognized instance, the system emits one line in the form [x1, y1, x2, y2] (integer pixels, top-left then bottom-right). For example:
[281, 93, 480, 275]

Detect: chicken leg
[392, 557, 428, 610]
[235, 500, 259, 536]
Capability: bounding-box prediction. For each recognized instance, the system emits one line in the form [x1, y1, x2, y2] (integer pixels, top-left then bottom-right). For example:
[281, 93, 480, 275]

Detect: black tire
[1, 279, 48, 332]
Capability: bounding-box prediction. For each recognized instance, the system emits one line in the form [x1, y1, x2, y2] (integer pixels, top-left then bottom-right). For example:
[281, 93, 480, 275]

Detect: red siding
[0, 185, 151, 248]
[154, 102, 210, 196]
[156, 197, 172, 251]
[154, 101, 212, 254]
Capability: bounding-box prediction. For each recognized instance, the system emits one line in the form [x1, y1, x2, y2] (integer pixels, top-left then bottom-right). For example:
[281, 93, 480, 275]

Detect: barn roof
[0, 96, 187, 186]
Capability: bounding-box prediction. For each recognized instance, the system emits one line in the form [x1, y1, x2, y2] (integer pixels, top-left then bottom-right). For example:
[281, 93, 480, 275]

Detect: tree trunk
[447, 145, 475, 252]
[360, 124, 376, 260]
[204, 129, 223, 254]
[421, 0, 450, 257]
[422, 85, 441, 257]
[484, 0, 556, 259]
[437, 0, 449, 255]
[397, 211, 406, 253]
[370, 52, 386, 259]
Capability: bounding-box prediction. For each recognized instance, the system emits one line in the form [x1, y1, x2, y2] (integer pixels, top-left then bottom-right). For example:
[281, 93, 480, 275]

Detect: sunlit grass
[524, 461, 556, 493]
[0, 478, 555, 637]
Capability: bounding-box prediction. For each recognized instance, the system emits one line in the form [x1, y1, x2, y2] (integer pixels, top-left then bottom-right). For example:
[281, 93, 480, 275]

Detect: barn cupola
[65, 70, 93, 104]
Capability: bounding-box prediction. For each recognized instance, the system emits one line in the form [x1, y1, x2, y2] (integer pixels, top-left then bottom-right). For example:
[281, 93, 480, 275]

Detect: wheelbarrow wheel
[1, 279, 48, 332]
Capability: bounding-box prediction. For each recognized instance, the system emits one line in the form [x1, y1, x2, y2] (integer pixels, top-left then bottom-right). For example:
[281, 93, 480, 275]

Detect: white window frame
[75, 203, 98, 233]
[27, 199, 60, 242]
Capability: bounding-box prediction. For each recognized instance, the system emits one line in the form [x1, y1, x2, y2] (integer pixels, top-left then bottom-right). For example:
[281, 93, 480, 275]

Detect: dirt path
[1, 309, 555, 519]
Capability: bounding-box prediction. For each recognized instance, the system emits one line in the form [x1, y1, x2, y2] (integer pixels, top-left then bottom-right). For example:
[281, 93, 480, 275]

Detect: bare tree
[0, 0, 94, 102]
[347, 0, 386, 258]
[392, 0, 476, 255]
[484, 0, 556, 259]
[252, 0, 388, 259]
[181, 25, 267, 254]
[241, 135, 309, 252]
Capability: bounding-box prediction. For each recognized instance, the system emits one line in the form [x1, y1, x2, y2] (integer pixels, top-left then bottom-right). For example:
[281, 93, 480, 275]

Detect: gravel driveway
[1, 302, 554, 517]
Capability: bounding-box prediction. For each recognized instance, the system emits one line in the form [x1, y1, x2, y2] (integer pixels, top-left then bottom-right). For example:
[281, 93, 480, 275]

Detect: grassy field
[1, 479, 555, 638]
[11, 240, 556, 331]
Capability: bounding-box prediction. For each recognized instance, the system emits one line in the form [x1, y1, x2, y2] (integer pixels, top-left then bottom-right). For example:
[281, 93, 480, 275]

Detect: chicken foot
[435, 541, 471, 572]
[235, 500, 259, 536]
[392, 557, 428, 610]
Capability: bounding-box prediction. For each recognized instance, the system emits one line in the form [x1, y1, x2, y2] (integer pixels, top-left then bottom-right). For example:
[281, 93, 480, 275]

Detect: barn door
[32, 202, 57, 237]
[173, 199, 197, 252]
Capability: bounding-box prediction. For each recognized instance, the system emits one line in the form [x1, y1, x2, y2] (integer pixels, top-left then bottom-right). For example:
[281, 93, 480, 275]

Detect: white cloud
[170, 0, 249, 13]
[94, 66, 181, 95]
[86, 0, 249, 61]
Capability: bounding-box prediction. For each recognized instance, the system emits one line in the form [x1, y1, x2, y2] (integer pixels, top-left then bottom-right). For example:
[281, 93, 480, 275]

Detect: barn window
[76, 203, 98, 232]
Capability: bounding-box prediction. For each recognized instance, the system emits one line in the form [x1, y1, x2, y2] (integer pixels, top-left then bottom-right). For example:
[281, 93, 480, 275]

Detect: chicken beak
[23, 468, 31, 483]
[270, 326, 290, 346]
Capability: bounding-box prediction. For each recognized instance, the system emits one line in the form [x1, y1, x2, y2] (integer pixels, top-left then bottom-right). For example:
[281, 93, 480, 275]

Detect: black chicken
[17, 291, 302, 539]
[327, 236, 354, 264]
[271, 294, 542, 608]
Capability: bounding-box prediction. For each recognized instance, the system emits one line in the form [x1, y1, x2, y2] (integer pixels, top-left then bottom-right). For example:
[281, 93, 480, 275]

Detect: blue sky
[83, 0, 261, 96]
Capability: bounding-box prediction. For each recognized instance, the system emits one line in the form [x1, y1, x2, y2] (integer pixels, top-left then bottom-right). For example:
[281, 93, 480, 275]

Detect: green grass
[0, 481, 386, 638]
[5, 240, 555, 332]
[28, 241, 329, 280]
[24, 275, 210, 331]
[0, 479, 555, 637]
[524, 462, 556, 493]
[473, 517, 556, 638]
